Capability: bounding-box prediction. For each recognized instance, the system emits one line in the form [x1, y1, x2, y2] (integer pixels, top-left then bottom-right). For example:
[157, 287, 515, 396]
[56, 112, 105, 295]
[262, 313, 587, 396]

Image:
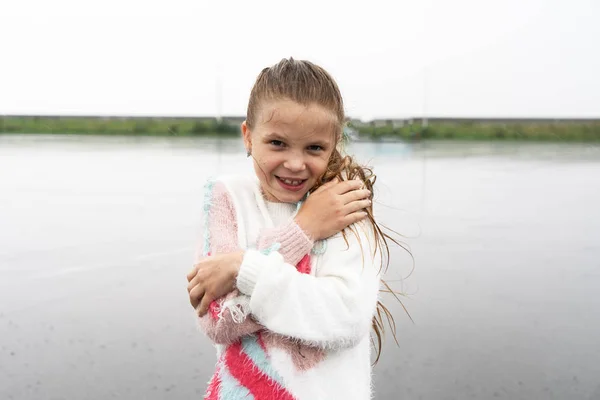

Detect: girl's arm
[235, 222, 382, 350]
[196, 180, 313, 345]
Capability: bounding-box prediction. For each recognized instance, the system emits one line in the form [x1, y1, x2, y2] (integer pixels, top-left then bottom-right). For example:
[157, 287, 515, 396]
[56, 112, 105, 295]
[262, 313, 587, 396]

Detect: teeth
[281, 178, 302, 185]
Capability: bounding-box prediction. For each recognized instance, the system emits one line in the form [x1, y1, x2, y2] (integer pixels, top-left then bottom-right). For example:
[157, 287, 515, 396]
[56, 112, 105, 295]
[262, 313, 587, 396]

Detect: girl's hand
[187, 251, 244, 316]
[295, 179, 371, 241]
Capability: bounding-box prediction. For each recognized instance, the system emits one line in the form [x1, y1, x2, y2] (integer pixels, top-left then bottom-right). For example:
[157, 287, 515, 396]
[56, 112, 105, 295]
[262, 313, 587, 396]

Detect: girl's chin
[275, 190, 307, 203]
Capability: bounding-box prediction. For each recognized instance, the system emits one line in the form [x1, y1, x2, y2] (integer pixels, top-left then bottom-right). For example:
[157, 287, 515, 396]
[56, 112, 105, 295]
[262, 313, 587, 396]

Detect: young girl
[187, 58, 398, 400]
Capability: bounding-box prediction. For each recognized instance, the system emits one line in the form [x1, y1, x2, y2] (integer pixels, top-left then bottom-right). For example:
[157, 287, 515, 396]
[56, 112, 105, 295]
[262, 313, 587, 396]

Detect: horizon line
[2, 114, 600, 122]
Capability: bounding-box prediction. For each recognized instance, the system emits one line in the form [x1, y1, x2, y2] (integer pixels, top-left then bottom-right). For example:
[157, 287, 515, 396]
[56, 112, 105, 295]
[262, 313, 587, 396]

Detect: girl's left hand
[187, 251, 244, 316]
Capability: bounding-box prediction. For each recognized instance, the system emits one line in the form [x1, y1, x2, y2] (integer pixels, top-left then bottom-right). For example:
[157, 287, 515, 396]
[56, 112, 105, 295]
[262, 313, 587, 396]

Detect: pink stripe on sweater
[204, 365, 221, 400]
[224, 342, 296, 400]
[296, 254, 311, 274]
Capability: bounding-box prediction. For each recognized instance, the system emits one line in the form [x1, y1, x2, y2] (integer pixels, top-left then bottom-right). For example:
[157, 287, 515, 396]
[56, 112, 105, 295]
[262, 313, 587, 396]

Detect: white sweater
[198, 174, 382, 400]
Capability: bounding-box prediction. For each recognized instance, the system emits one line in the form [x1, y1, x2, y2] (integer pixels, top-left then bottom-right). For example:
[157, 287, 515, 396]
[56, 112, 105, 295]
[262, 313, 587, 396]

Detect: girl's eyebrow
[305, 133, 333, 147]
[264, 132, 287, 141]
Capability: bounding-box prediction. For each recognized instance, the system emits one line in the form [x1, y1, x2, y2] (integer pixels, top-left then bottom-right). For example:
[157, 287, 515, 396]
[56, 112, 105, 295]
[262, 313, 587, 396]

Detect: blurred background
[1, 1, 599, 399]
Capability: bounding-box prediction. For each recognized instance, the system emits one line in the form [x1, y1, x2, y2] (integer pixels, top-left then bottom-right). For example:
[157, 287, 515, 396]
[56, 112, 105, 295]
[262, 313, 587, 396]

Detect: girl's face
[242, 99, 337, 203]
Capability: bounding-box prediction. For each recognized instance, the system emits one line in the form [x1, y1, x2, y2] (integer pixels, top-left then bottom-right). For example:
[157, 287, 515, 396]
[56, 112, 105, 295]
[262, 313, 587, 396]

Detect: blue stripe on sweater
[202, 178, 216, 257]
[240, 335, 286, 388]
[218, 362, 254, 400]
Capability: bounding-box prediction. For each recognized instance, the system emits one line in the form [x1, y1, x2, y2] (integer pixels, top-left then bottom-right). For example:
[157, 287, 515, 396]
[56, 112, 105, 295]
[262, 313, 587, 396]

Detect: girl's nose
[283, 154, 306, 172]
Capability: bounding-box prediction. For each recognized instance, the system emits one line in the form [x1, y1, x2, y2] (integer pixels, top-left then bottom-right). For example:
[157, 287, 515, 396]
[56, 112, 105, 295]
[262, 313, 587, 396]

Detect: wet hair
[246, 57, 412, 364]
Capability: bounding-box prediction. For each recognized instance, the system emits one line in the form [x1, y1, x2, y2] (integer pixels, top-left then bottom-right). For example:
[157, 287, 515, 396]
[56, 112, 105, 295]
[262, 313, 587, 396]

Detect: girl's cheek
[310, 159, 328, 174]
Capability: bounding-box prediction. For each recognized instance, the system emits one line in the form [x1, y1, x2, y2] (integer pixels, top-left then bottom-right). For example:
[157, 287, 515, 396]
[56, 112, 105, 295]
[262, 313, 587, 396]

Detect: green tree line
[350, 120, 600, 141]
[0, 116, 239, 136]
[2, 116, 599, 141]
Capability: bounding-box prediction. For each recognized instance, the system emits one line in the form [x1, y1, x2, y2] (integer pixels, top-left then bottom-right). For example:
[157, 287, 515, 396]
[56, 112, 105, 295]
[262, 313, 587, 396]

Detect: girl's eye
[307, 145, 323, 152]
[270, 140, 285, 147]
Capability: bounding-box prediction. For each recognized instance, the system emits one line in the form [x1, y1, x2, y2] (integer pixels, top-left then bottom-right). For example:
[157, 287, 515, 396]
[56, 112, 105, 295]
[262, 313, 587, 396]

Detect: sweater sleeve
[236, 222, 382, 350]
[257, 219, 314, 266]
[195, 181, 261, 345]
[195, 180, 313, 345]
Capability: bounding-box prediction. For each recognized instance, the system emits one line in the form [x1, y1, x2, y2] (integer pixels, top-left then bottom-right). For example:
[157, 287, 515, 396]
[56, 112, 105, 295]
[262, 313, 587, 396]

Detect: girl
[187, 58, 399, 400]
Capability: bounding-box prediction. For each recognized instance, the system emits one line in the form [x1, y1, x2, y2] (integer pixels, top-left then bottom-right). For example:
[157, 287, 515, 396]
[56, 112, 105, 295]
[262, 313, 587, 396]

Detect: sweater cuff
[236, 250, 265, 296]
[277, 219, 314, 265]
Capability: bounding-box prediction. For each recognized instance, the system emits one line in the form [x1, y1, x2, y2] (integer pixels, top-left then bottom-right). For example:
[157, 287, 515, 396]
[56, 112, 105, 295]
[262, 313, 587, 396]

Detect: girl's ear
[241, 121, 252, 154]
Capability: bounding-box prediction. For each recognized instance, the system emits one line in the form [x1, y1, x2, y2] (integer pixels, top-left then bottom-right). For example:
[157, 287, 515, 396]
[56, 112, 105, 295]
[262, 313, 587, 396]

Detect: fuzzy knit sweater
[195, 174, 382, 400]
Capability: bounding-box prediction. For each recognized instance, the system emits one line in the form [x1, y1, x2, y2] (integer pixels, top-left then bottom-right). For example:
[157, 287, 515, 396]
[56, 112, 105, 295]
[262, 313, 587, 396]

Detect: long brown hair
[246, 57, 412, 364]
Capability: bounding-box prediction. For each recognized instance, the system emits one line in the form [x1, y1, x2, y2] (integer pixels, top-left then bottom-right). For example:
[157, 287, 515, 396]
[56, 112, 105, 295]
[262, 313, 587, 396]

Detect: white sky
[1, 0, 598, 120]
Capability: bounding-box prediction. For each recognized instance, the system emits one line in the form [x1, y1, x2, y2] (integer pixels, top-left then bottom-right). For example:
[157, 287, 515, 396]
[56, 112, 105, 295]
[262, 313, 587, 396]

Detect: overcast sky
[1, 0, 598, 120]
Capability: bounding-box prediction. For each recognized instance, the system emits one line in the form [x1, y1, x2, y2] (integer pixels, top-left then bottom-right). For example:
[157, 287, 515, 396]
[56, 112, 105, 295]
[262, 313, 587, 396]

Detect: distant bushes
[0, 116, 240, 136]
[349, 120, 600, 141]
[2, 116, 599, 141]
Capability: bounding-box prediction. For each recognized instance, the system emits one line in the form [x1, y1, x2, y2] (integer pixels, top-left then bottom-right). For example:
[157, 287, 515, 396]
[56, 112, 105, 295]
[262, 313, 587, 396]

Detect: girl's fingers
[189, 284, 205, 309]
[187, 269, 205, 292]
[333, 179, 363, 195]
[344, 210, 369, 226]
[187, 274, 199, 293]
[341, 189, 371, 204]
[186, 265, 198, 282]
[344, 199, 372, 215]
[198, 295, 213, 317]
[313, 177, 339, 193]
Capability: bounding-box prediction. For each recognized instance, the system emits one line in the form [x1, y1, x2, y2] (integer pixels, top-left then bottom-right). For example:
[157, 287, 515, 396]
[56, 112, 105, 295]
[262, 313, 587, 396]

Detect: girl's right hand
[294, 179, 371, 241]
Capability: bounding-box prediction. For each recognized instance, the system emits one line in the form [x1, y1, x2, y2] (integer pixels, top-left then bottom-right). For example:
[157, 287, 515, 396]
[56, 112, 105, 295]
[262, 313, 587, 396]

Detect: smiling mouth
[275, 176, 307, 190]
[276, 176, 306, 185]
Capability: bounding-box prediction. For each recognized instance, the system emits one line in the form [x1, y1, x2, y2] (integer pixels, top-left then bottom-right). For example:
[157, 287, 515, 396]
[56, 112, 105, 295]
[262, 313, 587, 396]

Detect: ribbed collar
[264, 201, 297, 226]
